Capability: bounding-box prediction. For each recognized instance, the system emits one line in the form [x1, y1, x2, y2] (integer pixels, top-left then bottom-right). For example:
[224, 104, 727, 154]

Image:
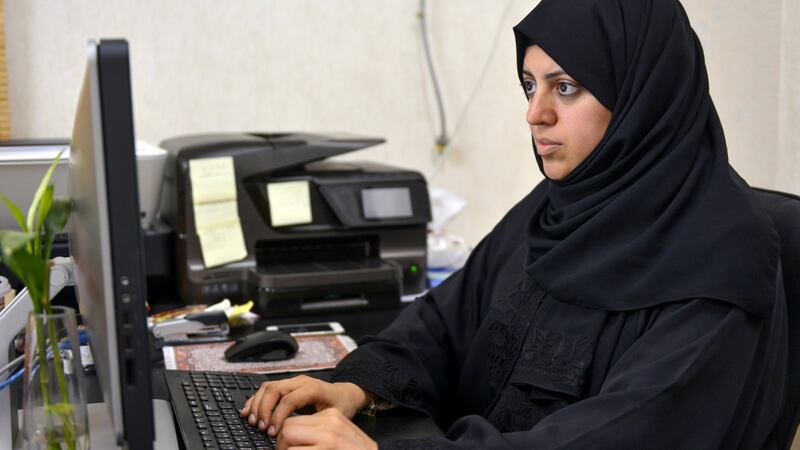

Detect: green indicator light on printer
[409, 264, 419, 274]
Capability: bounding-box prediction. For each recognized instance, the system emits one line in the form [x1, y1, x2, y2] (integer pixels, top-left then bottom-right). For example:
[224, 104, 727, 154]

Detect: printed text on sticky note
[267, 180, 313, 227]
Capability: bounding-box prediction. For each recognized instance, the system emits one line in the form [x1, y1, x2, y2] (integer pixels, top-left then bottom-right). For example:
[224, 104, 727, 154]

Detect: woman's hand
[276, 408, 378, 450]
[240, 375, 369, 437]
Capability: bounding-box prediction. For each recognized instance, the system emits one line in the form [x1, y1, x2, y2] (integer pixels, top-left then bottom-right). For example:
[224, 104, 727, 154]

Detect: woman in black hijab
[242, 0, 788, 448]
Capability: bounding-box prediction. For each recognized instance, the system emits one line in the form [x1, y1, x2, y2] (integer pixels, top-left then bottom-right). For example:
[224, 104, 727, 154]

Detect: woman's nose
[526, 94, 556, 126]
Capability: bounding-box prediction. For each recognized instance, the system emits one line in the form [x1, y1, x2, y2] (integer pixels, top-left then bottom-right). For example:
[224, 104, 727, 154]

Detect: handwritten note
[193, 201, 239, 232]
[196, 221, 247, 268]
[189, 157, 247, 268]
[267, 180, 313, 227]
[189, 157, 237, 203]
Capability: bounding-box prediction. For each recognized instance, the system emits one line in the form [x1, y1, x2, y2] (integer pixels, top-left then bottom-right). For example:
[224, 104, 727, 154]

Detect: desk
[83, 306, 442, 448]
[75, 398, 442, 448]
[257, 306, 407, 341]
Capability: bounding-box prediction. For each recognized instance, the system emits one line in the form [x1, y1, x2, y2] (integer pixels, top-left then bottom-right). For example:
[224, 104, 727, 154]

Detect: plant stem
[33, 316, 54, 442]
[46, 317, 76, 450]
[32, 305, 78, 449]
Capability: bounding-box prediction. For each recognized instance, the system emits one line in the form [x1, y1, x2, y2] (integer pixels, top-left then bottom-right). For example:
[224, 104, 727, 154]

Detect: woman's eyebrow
[521, 68, 567, 79]
[544, 69, 566, 79]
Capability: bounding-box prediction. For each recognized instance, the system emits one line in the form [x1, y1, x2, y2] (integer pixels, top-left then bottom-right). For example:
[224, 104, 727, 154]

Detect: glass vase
[22, 306, 89, 450]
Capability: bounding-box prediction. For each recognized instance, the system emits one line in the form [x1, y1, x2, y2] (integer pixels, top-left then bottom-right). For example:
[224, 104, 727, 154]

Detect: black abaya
[331, 188, 787, 449]
[331, 0, 787, 447]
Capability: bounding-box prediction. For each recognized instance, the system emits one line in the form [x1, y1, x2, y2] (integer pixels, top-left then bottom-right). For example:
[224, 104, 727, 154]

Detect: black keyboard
[165, 370, 278, 450]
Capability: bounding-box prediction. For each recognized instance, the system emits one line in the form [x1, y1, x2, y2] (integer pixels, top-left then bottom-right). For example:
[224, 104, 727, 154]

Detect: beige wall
[5, 0, 798, 246]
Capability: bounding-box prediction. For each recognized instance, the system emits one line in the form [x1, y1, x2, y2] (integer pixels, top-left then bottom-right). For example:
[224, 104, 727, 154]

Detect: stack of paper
[189, 157, 248, 268]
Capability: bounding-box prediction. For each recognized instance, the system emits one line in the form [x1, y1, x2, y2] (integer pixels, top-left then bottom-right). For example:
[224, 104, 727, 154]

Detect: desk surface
[84, 306, 443, 447]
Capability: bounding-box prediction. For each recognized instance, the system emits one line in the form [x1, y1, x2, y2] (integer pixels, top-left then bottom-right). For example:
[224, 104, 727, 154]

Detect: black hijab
[513, 0, 780, 316]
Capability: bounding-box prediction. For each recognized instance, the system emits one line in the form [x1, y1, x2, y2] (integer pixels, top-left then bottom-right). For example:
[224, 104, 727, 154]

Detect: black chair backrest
[753, 187, 800, 449]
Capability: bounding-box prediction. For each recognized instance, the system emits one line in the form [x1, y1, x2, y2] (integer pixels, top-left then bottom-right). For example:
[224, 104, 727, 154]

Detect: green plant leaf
[0, 231, 46, 311]
[26, 149, 65, 231]
[0, 231, 35, 258]
[42, 198, 71, 260]
[32, 185, 55, 259]
[37, 185, 54, 233]
[0, 194, 27, 232]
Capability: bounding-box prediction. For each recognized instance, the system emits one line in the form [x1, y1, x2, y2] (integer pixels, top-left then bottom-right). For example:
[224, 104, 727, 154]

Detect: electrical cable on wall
[419, 0, 449, 153]
[418, 0, 514, 182]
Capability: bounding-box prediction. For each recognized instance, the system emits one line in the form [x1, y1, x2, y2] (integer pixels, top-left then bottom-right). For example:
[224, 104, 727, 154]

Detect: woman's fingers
[268, 384, 325, 434]
[276, 409, 377, 450]
[240, 376, 310, 426]
[241, 382, 266, 425]
[276, 421, 319, 450]
[239, 376, 371, 442]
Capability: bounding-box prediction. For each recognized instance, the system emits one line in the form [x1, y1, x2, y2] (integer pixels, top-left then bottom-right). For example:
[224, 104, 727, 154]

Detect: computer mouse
[224, 330, 299, 362]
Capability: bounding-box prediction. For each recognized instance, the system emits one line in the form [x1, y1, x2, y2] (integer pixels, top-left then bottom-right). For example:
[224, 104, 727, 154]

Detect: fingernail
[258, 420, 266, 431]
[240, 408, 247, 416]
[248, 414, 256, 425]
[268, 425, 276, 436]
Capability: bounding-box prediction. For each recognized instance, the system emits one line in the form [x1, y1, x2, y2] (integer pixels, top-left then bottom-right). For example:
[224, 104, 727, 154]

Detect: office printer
[160, 132, 431, 318]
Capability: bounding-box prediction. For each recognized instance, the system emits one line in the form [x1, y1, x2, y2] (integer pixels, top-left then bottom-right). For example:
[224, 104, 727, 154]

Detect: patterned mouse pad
[163, 334, 357, 374]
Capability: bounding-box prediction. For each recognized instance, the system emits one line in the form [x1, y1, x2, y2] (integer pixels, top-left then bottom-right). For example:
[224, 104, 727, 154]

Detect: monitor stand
[84, 400, 178, 450]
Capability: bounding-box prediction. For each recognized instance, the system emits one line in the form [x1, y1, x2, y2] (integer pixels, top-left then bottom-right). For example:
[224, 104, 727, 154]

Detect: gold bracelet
[359, 392, 379, 417]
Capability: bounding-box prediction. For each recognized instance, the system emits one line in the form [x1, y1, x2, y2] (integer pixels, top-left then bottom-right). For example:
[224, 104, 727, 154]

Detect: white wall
[6, 0, 799, 246]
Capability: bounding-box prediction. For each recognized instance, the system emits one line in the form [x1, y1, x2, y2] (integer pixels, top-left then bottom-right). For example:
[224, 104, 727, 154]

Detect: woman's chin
[543, 164, 570, 181]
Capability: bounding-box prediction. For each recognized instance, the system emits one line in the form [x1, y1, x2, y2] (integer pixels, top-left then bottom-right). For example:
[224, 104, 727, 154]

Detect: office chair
[753, 188, 800, 449]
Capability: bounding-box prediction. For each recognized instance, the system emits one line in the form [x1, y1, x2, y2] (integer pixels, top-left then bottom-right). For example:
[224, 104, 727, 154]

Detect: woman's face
[522, 45, 612, 181]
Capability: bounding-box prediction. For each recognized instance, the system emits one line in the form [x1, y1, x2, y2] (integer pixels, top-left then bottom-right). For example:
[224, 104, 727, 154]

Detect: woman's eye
[522, 80, 536, 96]
[557, 82, 578, 96]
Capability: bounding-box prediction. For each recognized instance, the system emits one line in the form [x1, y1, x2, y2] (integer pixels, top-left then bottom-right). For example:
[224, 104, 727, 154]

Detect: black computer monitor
[69, 39, 154, 449]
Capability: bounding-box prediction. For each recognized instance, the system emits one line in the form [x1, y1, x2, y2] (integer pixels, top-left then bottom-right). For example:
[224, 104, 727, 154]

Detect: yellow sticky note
[189, 157, 237, 204]
[197, 220, 248, 268]
[267, 181, 312, 227]
[193, 200, 240, 232]
[189, 156, 247, 268]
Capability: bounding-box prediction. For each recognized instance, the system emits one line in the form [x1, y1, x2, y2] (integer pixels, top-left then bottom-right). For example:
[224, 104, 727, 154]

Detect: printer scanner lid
[161, 132, 385, 176]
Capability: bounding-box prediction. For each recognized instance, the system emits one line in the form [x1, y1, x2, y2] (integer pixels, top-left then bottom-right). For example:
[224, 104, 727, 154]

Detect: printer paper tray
[251, 258, 399, 289]
[249, 258, 402, 317]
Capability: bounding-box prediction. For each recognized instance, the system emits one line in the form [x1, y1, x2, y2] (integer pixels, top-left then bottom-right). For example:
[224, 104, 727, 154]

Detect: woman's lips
[535, 138, 562, 156]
